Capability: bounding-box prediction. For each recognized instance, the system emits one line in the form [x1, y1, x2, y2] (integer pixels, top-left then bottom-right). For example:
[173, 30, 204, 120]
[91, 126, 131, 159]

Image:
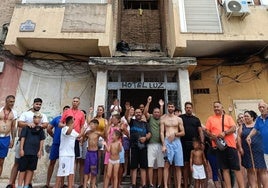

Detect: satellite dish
[228, 1, 242, 12]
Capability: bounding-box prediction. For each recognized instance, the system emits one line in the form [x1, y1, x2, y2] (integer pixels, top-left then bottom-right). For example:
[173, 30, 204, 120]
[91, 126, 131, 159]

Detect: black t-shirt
[129, 118, 151, 148]
[180, 114, 201, 143]
[20, 126, 46, 155]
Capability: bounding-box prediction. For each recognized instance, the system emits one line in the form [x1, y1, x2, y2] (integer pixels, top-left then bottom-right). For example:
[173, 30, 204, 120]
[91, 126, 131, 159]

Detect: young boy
[54, 116, 80, 188]
[190, 138, 207, 188]
[18, 112, 45, 188]
[103, 130, 123, 188]
[83, 119, 102, 188]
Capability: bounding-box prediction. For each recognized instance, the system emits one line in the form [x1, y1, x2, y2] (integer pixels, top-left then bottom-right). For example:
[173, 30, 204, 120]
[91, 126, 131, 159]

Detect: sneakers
[130, 184, 136, 188]
[6, 185, 13, 188]
[28, 184, 33, 188]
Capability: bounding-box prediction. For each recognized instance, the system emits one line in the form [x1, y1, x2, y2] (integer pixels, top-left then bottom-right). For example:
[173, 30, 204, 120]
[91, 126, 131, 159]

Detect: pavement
[0, 176, 217, 188]
[0, 176, 132, 188]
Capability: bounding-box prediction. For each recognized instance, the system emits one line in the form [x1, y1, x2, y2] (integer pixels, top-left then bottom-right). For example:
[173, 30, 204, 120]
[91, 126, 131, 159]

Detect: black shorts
[216, 147, 240, 171]
[182, 141, 193, 162]
[75, 140, 80, 158]
[18, 155, 38, 172]
[130, 147, 148, 169]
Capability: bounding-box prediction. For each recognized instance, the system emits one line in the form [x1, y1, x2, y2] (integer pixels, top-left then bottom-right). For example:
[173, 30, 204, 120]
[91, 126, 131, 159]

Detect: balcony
[166, 0, 268, 58]
[5, 1, 113, 57]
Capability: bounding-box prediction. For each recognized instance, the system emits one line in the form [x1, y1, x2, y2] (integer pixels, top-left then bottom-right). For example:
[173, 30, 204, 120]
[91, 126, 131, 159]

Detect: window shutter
[182, 0, 222, 33]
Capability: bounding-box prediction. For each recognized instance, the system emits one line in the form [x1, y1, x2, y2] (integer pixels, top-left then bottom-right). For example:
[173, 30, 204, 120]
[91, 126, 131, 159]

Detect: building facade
[0, 0, 268, 184]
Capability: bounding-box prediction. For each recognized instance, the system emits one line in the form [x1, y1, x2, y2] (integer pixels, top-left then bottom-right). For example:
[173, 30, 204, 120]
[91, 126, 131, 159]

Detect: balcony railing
[21, 0, 107, 3]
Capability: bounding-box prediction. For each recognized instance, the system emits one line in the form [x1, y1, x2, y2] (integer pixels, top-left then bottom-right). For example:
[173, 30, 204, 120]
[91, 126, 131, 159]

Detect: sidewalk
[0, 176, 132, 188]
[0, 177, 217, 188]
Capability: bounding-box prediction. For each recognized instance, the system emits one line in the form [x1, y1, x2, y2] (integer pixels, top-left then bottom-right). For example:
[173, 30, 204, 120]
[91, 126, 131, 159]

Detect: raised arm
[144, 96, 152, 120]
[124, 102, 131, 124]
[159, 99, 164, 116]
[87, 107, 94, 125]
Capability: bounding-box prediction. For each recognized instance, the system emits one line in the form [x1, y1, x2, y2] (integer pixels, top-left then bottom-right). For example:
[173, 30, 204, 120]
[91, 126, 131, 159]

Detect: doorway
[120, 89, 165, 114]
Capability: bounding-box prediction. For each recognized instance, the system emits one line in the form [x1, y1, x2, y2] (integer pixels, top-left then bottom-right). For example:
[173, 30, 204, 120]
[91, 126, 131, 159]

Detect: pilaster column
[178, 68, 192, 113]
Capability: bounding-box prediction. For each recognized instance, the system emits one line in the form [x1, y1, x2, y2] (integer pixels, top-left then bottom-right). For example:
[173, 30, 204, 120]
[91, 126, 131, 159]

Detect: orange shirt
[206, 114, 236, 148]
[60, 108, 85, 133]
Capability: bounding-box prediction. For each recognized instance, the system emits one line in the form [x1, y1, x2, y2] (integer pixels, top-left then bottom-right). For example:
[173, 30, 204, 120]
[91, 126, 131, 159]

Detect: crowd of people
[0, 95, 268, 188]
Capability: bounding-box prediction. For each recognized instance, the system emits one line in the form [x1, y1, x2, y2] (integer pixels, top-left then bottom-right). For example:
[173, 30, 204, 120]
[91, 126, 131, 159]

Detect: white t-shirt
[59, 126, 79, 157]
[110, 105, 122, 115]
[18, 110, 48, 123]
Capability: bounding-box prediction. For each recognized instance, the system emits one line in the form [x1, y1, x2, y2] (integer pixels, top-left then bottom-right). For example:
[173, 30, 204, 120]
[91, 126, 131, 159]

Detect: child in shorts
[190, 137, 207, 188]
[17, 112, 45, 188]
[83, 119, 102, 188]
[54, 116, 80, 188]
[103, 130, 123, 188]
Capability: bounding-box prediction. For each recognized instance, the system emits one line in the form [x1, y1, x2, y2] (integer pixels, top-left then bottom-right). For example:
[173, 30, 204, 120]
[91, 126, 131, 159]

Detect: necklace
[3, 108, 11, 123]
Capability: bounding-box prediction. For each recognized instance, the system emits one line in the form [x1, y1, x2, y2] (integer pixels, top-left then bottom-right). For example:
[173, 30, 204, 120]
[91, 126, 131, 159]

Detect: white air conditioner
[223, 0, 250, 19]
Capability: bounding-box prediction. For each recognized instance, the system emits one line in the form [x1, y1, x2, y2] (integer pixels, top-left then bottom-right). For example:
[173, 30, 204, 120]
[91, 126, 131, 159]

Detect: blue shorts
[165, 138, 184, 166]
[49, 143, 60, 160]
[0, 136, 10, 158]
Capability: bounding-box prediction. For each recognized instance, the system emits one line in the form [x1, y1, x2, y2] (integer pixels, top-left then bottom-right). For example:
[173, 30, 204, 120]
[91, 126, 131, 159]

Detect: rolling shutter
[182, 0, 223, 33]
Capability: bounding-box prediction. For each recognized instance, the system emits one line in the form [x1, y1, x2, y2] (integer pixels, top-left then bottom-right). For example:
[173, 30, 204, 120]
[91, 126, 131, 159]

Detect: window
[22, 0, 107, 4]
[123, 0, 158, 9]
[168, 90, 179, 108]
[167, 72, 177, 82]
[144, 71, 164, 82]
[193, 88, 210, 94]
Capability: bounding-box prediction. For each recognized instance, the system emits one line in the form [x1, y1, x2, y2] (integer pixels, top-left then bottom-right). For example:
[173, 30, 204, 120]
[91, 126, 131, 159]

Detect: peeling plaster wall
[2, 59, 95, 183]
[191, 60, 268, 124]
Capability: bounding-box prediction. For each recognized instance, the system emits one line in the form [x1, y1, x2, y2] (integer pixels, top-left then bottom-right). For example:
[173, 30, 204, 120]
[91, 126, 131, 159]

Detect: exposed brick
[120, 9, 161, 50]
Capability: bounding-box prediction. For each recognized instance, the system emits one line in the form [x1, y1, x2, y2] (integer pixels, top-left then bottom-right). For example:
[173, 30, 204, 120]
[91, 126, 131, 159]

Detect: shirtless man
[0, 95, 17, 177]
[160, 102, 185, 188]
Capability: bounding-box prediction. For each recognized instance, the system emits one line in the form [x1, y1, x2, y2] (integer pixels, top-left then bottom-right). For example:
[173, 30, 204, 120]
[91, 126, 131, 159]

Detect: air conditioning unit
[223, 0, 250, 19]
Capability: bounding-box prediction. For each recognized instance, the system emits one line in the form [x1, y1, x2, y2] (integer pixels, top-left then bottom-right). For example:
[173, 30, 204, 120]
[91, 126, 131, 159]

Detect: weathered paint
[191, 59, 268, 124]
[2, 59, 95, 183]
[0, 57, 23, 106]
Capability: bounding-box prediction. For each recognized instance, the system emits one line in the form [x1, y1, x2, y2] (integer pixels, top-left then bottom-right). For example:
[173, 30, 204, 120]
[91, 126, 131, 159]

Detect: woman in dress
[237, 110, 268, 188]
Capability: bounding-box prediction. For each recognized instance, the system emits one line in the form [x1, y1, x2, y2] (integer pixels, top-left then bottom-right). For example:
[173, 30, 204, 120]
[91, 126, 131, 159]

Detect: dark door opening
[121, 89, 165, 115]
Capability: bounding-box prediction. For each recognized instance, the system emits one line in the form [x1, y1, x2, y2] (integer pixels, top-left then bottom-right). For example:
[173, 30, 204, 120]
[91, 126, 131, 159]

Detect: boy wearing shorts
[190, 138, 207, 188]
[55, 116, 80, 188]
[83, 119, 101, 188]
[17, 112, 45, 188]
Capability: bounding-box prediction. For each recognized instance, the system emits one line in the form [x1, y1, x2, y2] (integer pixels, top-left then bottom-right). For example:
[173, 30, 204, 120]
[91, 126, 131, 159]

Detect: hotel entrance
[107, 71, 180, 116]
[120, 89, 165, 113]
[89, 50, 195, 119]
